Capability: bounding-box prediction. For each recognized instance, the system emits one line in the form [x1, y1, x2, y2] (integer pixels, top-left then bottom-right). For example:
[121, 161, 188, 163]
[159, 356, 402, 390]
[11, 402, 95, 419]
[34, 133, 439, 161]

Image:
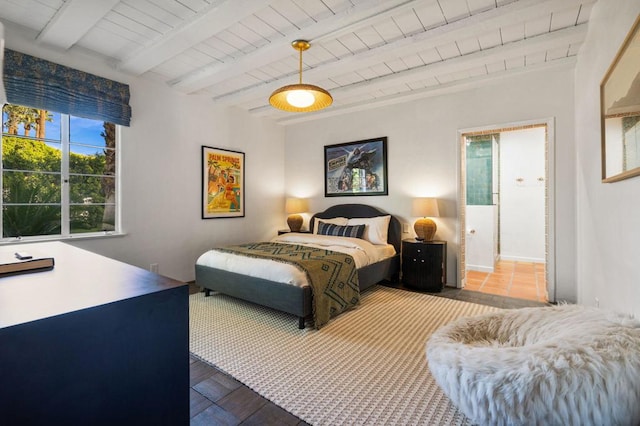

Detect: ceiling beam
[245, 24, 586, 115]
[36, 0, 120, 50]
[267, 57, 578, 125]
[176, 0, 595, 93]
[117, 0, 266, 75]
[169, 0, 423, 93]
[310, 0, 595, 76]
[323, 24, 587, 99]
[209, 0, 592, 106]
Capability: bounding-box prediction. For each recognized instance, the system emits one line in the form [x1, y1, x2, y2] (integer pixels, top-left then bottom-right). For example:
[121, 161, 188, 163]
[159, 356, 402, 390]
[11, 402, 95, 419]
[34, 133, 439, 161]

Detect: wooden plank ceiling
[0, 0, 595, 124]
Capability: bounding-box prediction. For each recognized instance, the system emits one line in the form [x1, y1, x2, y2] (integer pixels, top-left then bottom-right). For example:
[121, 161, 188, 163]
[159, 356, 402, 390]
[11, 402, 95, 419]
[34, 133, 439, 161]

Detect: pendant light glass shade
[269, 40, 332, 113]
[286, 89, 314, 107]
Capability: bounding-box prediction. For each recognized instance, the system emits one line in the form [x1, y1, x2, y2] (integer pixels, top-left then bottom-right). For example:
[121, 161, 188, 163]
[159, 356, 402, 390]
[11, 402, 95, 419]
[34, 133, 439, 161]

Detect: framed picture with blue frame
[324, 137, 388, 197]
[201, 146, 244, 219]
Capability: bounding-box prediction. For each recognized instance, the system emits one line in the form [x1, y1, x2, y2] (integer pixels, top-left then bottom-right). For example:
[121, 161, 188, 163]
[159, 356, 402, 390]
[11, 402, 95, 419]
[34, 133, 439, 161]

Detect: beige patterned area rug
[189, 285, 499, 426]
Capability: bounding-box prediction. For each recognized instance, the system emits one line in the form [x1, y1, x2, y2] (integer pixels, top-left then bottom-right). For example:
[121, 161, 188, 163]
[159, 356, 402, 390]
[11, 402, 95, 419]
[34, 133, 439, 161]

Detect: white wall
[71, 82, 285, 281]
[284, 66, 576, 300]
[499, 127, 545, 262]
[574, 0, 640, 316]
[4, 28, 286, 282]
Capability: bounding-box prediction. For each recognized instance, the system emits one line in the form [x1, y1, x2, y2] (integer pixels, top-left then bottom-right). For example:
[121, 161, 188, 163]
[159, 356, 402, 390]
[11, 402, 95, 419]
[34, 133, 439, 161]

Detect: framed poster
[601, 15, 640, 183]
[324, 137, 388, 197]
[201, 146, 244, 219]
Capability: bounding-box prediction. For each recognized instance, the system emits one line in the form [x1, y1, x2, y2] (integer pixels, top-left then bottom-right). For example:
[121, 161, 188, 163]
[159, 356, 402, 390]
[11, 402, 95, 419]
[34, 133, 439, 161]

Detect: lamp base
[287, 214, 303, 232]
[414, 218, 437, 241]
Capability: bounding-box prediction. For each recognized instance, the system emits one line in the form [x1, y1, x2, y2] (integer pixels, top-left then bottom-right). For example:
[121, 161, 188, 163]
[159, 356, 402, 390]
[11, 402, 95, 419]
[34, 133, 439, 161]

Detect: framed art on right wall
[601, 15, 640, 183]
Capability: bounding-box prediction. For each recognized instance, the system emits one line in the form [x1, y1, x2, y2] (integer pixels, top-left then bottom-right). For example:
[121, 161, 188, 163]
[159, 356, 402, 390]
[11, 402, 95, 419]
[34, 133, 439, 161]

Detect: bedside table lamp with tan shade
[412, 197, 440, 241]
[285, 198, 308, 232]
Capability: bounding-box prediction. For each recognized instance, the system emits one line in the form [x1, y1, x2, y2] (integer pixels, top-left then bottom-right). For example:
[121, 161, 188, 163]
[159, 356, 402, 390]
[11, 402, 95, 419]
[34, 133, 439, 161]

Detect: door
[465, 134, 499, 273]
[458, 119, 556, 303]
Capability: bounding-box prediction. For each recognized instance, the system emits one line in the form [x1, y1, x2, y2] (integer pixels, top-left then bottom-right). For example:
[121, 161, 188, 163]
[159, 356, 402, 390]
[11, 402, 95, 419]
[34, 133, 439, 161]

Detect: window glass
[70, 205, 111, 234]
[2, 171, 62, 203]
[2, 205, 61, 238]
[1, 136, 62, 172]
[69, 175, 115, 204]
[1, 104, 118, 239]
[70, 116, 109, 147]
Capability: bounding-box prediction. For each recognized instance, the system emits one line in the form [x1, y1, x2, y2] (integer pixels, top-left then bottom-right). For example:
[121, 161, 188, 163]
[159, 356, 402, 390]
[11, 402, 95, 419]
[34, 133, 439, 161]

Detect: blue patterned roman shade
[3, 49, 131, 126]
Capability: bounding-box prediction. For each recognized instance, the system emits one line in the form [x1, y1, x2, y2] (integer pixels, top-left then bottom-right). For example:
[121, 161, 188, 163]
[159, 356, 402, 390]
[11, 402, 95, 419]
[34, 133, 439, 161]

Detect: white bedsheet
[196, 233, 396, 287]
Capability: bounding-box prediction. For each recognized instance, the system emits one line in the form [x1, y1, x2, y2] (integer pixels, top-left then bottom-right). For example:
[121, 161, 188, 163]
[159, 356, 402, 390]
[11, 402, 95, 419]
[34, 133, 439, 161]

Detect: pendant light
[269, 40, 333, 112]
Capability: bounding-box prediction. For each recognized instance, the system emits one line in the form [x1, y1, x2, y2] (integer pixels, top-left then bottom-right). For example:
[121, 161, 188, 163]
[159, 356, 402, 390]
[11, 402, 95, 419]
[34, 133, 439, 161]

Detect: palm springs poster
[202, 146, 244, 218]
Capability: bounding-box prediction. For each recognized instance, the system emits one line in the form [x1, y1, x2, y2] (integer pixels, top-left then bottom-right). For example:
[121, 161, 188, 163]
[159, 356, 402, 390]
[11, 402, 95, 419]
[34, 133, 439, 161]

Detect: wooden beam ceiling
[117, 0, 265, 75]
[169, 0, 424, 93]
[208, 1, 590, 107]
[36, 0, 120, 50]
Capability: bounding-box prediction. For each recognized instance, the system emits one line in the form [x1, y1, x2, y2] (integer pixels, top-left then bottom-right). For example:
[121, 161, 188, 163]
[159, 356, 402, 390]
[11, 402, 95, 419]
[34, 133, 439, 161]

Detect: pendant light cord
[298, 47, 303, 84]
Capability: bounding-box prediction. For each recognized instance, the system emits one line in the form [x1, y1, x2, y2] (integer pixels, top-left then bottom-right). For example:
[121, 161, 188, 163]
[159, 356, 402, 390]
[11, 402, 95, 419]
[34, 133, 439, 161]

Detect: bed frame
[195, 204, 401, 329]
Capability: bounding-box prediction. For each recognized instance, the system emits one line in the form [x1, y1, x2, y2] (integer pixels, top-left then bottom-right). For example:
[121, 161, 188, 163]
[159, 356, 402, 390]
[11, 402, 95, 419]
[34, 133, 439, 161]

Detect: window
[1, 103, 118, 240]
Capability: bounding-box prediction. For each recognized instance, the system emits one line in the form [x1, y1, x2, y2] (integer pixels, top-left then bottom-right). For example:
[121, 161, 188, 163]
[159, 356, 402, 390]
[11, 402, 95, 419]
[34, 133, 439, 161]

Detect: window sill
[0, 232, 128, 245]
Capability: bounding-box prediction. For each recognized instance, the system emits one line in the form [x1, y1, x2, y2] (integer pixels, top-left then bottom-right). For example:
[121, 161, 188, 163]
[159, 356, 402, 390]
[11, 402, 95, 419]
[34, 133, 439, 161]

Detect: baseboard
[498, 255, 544, 263]
[467, 264, 495, 273]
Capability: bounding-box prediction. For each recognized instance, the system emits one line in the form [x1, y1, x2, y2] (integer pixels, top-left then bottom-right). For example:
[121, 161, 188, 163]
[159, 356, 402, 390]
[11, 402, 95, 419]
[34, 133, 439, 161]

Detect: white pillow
[313, 217, 348, 234]
[347, 215, 391, 245]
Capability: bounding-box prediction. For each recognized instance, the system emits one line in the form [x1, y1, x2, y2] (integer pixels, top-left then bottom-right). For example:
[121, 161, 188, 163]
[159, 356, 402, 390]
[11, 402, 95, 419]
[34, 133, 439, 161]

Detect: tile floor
[464, 260, 548, 303]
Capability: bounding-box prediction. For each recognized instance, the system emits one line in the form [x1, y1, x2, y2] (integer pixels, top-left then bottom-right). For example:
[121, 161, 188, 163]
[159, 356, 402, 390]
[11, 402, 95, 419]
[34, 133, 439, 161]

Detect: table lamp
[412, 198, 440, 241]
[285, 198, 308, 232]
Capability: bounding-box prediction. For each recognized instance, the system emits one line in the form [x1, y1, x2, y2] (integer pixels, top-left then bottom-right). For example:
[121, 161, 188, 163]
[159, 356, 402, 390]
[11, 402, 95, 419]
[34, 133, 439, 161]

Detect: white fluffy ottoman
[426, 305, 640, 425]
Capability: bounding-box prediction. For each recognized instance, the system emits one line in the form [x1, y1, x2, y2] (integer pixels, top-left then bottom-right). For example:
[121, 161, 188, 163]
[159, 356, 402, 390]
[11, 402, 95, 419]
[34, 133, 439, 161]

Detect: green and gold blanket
[214, 242, 360, 329]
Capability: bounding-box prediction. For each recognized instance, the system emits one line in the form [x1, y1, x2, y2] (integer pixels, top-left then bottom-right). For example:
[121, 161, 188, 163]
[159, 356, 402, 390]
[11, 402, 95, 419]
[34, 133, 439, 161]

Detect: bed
[195, 204, 401, 329]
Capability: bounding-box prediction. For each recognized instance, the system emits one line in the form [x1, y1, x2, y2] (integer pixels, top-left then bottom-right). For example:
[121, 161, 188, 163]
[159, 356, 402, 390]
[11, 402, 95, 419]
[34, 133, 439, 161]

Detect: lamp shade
[269, 83, 333, 112]
[285, 198, 308, 214]
[285, 198, 307, 232]
[412, 198, 439, 241]
[412, 198, 440, 218]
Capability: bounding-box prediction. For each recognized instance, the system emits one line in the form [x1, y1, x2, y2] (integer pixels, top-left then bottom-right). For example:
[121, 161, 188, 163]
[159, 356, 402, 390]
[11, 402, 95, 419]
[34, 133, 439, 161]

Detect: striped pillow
[317, 222, 366, 239]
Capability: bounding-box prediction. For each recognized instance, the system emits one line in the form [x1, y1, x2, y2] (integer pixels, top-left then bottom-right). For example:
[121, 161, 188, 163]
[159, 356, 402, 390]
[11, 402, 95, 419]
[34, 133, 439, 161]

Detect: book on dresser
[0, 250, 55, 277]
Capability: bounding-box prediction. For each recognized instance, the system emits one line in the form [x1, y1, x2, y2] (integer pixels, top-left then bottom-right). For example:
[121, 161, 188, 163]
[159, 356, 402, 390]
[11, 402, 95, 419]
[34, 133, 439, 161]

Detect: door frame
[457, 117, 556, 303]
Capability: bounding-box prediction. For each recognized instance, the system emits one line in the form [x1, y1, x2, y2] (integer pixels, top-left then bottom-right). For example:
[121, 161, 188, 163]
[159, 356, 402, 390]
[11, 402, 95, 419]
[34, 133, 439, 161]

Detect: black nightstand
[401, 239, 447, 292]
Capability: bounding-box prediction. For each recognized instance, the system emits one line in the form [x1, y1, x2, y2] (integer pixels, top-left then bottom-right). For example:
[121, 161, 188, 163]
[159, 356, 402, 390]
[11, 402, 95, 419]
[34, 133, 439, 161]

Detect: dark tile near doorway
[190, 389, 213, 418]
[190, 403, 241, 426]
[241, 402, 302, 426]
[217, 385, 269, 421]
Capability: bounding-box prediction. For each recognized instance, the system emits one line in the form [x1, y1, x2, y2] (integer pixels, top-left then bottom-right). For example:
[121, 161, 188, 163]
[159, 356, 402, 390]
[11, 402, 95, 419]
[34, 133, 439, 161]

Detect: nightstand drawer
[403, 246, 438, 262]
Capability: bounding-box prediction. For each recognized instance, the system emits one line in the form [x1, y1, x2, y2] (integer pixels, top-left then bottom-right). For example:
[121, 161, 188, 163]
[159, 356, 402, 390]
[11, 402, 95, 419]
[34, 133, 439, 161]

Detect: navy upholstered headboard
[310, 204, 402, 254]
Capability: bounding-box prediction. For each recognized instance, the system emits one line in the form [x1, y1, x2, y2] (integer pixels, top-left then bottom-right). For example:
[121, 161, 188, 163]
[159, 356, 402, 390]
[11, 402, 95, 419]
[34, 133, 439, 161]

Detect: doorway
[457, 119, 556, 303]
